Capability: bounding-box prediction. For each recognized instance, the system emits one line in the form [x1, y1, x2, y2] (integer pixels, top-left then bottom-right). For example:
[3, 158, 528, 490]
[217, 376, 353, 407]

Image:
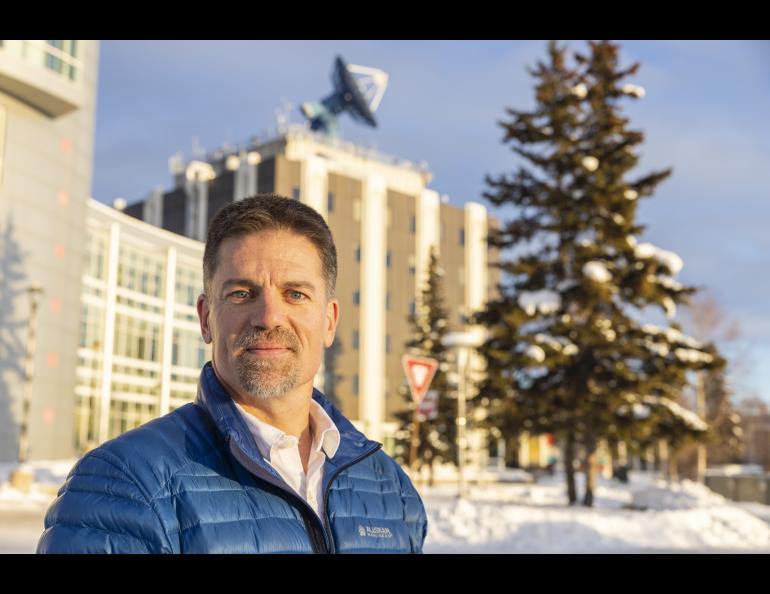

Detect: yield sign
[402, 355, 439, 405]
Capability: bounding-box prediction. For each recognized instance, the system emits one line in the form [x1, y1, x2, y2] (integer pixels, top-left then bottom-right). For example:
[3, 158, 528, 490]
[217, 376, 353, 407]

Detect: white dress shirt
[232, 398, 340, 519]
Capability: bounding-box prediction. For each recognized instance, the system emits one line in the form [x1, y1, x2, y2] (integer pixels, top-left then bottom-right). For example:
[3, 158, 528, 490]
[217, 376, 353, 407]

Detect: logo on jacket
[358, 525, 393, 539]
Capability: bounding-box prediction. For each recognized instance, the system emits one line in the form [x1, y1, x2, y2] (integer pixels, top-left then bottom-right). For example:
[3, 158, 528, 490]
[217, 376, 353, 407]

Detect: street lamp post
[442, 328, 486, 498]
[17, 284, 44, 464]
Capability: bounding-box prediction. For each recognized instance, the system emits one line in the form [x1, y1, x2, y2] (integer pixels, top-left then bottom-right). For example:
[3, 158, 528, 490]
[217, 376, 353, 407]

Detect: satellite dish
[300, 56, 389, 136]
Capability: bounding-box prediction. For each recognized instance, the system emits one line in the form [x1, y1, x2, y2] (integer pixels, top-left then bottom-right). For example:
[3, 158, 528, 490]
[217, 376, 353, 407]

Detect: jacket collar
[194, 362, 381, 475]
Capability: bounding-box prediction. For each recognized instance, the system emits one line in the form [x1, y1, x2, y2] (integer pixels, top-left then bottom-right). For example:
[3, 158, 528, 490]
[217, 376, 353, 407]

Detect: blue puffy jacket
[37, 363, 428, 553]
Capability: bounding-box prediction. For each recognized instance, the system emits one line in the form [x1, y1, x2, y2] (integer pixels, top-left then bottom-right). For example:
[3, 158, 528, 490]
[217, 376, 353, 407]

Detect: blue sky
[92, 40, 770, 404]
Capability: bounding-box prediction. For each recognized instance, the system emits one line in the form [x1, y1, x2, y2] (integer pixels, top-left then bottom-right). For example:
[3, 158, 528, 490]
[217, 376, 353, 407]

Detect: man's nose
[248, 290, 287, 329]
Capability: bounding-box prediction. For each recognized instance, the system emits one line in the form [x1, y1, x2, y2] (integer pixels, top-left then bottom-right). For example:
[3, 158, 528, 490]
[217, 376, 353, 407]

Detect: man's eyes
[227, 290, 307, 301]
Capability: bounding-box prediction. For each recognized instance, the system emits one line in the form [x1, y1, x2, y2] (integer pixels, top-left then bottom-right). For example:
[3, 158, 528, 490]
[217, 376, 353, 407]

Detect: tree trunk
[564, 431, 577, 505]
[582, 437, 597, 507]
[668, 448, 679, 482]
[607, 439, 616, 478]
[658, 439, 670, 482]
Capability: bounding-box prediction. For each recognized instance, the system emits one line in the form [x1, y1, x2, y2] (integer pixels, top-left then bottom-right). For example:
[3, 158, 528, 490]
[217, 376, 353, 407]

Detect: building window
[385, 335, 391, 354]
[410, 215, 416, 234]
[353, 289, 360, 306]
[386, 251, 392, 268]
[292, 187, 300, 201]
[410, 299, 416, 317]
[459, 228, 465, 246]
[327, 191, 334, 212]
[355, 243, 361, 263]
[353, 329, 359, 350]
[385, 292, 391, 311]
[353, 374, 359, 395]
[44, 40, 78, 81]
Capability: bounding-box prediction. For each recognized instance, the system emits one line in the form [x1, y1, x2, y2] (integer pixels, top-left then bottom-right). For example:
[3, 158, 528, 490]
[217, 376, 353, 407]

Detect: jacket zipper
[229, 436, 383, 554]
[227, 439, 329, 554]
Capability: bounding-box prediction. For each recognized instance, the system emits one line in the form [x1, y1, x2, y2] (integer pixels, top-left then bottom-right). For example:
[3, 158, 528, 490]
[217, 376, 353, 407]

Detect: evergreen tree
[323, 337, 344, 410]
[393, 246, 458, 485]
[474, 40, 724, 506]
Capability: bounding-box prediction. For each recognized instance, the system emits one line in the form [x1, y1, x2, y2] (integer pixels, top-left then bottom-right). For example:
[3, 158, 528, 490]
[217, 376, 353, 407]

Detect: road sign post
[402, 355, 439, 475]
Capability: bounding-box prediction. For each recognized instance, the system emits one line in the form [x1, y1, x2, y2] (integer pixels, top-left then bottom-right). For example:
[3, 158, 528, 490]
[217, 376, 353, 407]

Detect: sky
[92, 40, 770, 404]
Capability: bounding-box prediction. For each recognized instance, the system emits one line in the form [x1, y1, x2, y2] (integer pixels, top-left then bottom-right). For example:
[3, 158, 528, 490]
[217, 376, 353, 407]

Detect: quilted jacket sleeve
[392, 461, 429, 553]
[36, 448, 174, 554]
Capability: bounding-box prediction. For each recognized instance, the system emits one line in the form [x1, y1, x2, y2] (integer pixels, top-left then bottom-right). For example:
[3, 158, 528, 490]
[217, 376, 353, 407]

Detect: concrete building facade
[0, 40, 99, 462]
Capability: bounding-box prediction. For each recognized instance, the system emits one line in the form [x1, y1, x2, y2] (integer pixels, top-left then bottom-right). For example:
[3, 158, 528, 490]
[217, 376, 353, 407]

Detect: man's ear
[324, 298, 340, 348]
[197, 293, 213, 344]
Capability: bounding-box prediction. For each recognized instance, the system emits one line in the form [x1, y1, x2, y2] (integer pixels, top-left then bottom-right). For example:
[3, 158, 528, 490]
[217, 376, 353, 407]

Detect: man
[37, 194, 428, 554]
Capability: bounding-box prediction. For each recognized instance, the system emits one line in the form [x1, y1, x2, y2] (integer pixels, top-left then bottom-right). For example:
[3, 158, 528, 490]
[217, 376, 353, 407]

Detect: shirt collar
[233, 399, 340, 461]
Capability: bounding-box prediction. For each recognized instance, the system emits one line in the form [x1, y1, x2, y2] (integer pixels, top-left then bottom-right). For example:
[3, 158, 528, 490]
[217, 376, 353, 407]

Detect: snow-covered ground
[2, 460, 770, 553]
[422, 471, 770, 553]
[0, 459, 77, 554]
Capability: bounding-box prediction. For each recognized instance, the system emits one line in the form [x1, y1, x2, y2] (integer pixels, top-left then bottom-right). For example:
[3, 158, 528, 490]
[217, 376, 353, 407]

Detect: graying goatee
[234, 328, 300, 402]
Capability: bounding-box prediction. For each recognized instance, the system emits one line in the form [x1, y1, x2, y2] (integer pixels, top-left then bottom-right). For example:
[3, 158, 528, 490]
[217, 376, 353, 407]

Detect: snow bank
[421, 472, 770, 553]
[0, 459, 77, 512]
[630, 478, 727, 510]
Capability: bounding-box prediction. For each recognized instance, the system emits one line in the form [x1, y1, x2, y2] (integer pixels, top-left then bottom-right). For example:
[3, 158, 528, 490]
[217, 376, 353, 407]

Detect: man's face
[197, 229, 339, 404]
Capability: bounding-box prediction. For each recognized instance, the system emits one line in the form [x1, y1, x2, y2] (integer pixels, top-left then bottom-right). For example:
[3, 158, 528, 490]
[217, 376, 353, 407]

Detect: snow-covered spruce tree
[474, 40, 724, 506]
[393, 246, 458, 485]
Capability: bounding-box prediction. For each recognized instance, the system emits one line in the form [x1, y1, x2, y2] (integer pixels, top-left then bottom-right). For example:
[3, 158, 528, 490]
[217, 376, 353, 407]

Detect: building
[0, 40, 99, 462]
[737, 398, 770, 471]
[0, 41, 503, 461]
[75, 199, 211, 453]
[122, 126, 500, 450]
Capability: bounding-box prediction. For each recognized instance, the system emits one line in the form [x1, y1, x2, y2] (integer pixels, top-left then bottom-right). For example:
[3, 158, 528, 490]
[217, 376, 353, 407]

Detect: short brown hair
[203, 193, 337, 300]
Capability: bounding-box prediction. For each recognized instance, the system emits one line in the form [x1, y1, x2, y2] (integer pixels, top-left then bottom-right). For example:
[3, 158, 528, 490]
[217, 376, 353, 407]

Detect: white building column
[300, 154, 328, 218]
[143, 186, 164, 228]
[298, 154, 329, 392]
[518, 432, 531, 468]
[246, 152, 259, 197]
[464, 202, 488, 315]
[465, 202, 488, 391]
[97, 222, 120, 444]
[359, 172, 387, 442]
[184, 161, 215, 241]
[416, 188, 440, 298]
[234, 151, 261, 201]
[158, 246, 177, 416]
